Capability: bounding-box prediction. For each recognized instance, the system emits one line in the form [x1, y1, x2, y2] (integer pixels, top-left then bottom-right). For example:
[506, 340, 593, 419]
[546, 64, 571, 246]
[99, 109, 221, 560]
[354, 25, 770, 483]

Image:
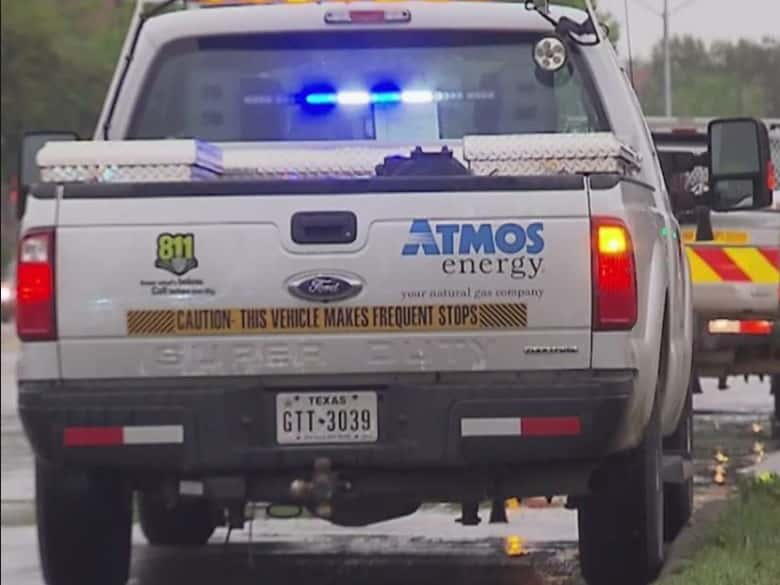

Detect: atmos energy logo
[401, 220, 545, 280]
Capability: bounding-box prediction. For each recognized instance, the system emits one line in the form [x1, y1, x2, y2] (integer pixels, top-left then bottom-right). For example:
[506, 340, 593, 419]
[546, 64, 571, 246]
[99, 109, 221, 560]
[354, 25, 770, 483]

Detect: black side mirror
[707, 118, 773, 212]
[18, 131, 79, 220]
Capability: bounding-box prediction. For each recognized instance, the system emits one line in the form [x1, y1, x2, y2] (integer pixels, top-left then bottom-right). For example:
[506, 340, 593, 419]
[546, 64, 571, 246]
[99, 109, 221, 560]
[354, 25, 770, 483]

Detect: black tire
[662, 382, 694, 542]
[138, 493, 216, 547]
[578, 396, 664, 585]
[36, 460, 132, 585]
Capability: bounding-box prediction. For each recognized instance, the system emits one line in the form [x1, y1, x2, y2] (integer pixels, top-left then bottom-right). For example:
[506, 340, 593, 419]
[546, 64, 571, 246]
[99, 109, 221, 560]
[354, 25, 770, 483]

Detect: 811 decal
[155, 233, 198, 276]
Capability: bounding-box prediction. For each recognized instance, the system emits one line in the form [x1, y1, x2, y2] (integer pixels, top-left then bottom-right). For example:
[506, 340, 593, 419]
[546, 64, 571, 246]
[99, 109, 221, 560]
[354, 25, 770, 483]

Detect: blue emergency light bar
[304, 89, 434, 106]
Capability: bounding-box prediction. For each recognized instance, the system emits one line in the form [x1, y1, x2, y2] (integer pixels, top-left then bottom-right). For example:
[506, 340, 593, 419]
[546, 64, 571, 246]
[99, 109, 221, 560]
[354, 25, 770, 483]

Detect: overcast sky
[597, 0, 780, 59]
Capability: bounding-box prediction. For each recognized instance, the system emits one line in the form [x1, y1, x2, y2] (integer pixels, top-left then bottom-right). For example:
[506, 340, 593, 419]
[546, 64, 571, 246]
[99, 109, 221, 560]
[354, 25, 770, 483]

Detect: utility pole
[632, 0, 698, 117]
[663, 0, 672, 117]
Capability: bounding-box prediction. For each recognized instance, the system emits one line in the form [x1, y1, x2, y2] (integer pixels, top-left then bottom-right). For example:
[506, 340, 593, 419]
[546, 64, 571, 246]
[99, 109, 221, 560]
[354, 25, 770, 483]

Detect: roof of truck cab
[143, 2, 587, 43]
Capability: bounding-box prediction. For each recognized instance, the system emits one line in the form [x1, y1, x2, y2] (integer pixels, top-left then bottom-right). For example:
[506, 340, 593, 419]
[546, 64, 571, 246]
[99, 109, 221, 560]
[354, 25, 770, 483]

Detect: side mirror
[707, 118, 773, 212]
[18, 131, 79, 220]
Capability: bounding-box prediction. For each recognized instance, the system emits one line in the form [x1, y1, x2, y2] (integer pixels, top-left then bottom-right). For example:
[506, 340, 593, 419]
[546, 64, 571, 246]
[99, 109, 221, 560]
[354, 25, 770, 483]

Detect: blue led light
[302, 89, 433, 107]
[304, 92, 339, 105]
[372, 91, 403, 104]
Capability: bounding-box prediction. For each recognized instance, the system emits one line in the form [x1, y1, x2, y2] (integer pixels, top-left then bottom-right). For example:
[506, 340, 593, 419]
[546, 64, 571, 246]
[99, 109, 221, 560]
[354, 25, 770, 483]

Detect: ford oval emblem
[286, 272, 364, 303]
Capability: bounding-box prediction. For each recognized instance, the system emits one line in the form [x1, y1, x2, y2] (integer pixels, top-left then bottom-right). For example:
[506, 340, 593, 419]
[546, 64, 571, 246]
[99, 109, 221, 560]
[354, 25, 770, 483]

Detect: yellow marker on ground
[504, 535, 527, 557]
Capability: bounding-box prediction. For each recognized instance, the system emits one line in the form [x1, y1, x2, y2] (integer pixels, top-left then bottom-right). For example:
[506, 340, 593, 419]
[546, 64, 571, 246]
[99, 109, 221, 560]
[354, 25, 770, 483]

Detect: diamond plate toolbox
[37, 139, 223, 183]
[463, 133, 641, 177]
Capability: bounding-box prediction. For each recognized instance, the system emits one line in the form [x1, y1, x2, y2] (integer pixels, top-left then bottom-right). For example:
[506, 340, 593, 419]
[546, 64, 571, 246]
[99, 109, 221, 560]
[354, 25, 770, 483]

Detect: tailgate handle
[291, 211, 357, 245]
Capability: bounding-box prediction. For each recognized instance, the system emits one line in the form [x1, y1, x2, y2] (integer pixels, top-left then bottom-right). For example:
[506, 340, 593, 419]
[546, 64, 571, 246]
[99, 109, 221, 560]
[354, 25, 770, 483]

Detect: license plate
[275, 391, 378, 444]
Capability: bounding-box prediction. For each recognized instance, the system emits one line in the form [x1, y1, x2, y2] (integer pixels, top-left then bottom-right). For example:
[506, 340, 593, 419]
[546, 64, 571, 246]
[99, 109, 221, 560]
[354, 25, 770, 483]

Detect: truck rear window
[128, 31, 608, 143]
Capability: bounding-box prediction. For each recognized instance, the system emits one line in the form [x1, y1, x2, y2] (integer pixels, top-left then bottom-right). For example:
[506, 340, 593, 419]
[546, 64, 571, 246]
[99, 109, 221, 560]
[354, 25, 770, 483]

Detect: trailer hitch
[289, 458, 351, 518]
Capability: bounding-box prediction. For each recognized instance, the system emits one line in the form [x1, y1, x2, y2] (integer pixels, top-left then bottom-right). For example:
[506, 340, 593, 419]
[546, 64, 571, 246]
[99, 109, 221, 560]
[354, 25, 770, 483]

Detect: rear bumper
[694, 318, 780, 376]
[20, 370, 635, 495]
[692, 282, 779, 319]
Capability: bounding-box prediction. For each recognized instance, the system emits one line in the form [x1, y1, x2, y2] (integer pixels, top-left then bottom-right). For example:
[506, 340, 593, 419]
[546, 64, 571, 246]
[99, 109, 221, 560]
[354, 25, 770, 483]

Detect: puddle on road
[692, 412, 778, 488]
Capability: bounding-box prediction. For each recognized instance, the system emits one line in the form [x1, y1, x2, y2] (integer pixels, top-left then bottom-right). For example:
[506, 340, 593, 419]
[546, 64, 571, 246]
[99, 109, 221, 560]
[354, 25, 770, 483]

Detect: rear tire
[663, 380, 694, 541]
[578, 396, 664, 585]
[36, 460, 132, 585]
[139, 493, 216, 547]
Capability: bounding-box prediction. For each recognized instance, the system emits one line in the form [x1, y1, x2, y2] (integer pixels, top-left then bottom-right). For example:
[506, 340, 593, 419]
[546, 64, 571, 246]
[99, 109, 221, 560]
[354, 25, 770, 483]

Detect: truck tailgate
[55, 184, 592, 379]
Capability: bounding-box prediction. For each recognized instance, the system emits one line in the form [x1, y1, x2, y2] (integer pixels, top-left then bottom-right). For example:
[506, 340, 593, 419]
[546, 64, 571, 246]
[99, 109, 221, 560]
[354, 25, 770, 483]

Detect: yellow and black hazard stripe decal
[477, 303, 527, 329]
[686, 246, 779, 284]
[127, 310, 176, 336]
[127, 303, 528, 337]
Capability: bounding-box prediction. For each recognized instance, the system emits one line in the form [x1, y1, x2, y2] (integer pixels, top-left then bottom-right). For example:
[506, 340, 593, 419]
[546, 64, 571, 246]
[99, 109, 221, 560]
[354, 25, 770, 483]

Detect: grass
[658, 473, 780, 585]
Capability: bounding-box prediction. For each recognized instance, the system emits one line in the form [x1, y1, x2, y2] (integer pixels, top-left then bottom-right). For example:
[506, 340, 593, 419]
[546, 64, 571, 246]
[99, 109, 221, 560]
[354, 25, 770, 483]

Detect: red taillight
[592, 217, 637, 331]
[324, 8, 411, 24]
[708, 320, 773, 335]
[768, 161, 777, 191]
[16, 228, 57, 341]
[739, 320, 773, 335]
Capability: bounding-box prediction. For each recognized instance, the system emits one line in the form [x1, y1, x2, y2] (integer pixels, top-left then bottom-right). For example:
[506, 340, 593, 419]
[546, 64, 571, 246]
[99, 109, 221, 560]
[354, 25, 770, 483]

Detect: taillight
[708, 320, 773, 335]
[592, 217, 637, 331]
[767, 161, 777, 191]
[324, 9, 411, 25]
[16, 228, 56, 341]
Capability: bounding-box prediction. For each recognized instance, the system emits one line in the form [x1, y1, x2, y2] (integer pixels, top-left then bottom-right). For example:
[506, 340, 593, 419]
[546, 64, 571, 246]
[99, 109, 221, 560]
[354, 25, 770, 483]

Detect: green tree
[0, 0, 132, 183]
[638, 35, 779, 117]
[554, 0, 620, 43]
[1, 0, 131, 269]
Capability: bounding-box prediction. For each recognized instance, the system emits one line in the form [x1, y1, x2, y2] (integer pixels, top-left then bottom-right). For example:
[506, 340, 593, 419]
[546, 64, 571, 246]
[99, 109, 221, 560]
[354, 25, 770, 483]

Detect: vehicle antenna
[624, 0, 636, 87]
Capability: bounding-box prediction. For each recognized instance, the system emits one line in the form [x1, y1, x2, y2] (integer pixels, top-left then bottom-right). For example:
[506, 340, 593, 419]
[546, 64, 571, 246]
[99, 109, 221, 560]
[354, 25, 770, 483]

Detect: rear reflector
[708, 319, 773, 335]
[591, 217, 637, 331]
[521, 417, 582, 437]
[63, 425, 184, 447]
[16, 228, 56, 341]
[460, 417, 581, 437]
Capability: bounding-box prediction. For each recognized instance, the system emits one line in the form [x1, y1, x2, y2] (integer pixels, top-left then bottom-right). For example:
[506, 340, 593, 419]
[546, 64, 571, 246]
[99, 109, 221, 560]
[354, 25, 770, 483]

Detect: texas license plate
[275, 391, 378, 444]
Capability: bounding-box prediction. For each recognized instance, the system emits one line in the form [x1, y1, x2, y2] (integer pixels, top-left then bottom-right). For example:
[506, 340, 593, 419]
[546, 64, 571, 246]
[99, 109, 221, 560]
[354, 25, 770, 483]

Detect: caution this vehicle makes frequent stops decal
[127, 303, 528, 337]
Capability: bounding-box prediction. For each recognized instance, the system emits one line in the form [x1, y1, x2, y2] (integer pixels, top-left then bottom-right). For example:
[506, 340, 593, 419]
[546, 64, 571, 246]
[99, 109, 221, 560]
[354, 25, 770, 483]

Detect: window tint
[129, 31, 608, 142]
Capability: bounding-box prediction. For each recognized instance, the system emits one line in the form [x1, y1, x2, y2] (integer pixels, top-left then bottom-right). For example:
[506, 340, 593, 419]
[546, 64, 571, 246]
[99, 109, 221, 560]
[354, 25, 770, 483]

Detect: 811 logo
[155, 233, 198, 276]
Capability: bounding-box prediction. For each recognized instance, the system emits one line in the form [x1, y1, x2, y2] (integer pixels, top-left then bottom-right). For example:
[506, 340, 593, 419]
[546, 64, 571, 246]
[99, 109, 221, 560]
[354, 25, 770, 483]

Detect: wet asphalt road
[1, 323, 776, 585]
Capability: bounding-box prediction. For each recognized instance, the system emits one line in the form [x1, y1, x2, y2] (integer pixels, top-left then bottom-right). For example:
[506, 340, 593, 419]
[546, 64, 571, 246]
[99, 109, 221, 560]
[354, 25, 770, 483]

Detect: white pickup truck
[13, 2, 775, 584]
[653, 119, 780, 428]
